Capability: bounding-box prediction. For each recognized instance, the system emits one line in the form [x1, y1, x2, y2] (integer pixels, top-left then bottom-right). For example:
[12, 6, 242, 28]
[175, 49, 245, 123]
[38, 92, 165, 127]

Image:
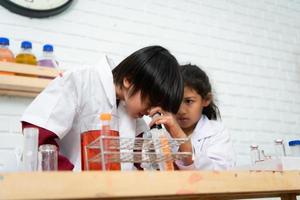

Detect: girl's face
[176, 86, 211, 135]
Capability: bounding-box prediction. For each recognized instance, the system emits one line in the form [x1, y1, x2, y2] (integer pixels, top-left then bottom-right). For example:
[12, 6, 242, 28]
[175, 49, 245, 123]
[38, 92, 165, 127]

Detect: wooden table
[0, 171, 299, 200]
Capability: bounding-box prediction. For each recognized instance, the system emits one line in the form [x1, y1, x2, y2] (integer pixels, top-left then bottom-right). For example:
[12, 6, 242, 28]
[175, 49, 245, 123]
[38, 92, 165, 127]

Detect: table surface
[0, 170, 300, 200]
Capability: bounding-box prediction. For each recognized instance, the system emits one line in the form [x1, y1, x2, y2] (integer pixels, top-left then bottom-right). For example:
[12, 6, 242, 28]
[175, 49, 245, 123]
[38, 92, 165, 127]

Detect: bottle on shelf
[0, 37, 15, 75]
[38, 44, 58, 68]
[16, 41, 37, 65]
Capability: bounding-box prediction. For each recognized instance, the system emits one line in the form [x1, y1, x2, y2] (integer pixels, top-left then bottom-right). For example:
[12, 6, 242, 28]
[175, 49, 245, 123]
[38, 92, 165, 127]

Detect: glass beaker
[38, 144, 58, 171]
[80, 114, 120, 171]
[274, 139, 286, 157]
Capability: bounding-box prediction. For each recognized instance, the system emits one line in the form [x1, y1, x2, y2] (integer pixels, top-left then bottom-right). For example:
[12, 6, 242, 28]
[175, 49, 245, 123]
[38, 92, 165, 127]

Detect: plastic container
[38, 44, 58, 68]
[0, 37, 15, 75]
[15, 41, 37, 65]
[288, 140, 300, 157]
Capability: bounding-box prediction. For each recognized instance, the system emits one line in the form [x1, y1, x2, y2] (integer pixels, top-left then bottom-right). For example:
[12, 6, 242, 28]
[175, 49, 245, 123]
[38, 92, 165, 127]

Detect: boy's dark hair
[113, 45, 183, 114]
[180, 64, 221, 120]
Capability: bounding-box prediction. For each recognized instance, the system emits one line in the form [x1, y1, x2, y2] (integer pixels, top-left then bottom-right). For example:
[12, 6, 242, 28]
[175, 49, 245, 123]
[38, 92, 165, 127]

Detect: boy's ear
[123, 78, 132, 89]
[203, 93, 212, 107]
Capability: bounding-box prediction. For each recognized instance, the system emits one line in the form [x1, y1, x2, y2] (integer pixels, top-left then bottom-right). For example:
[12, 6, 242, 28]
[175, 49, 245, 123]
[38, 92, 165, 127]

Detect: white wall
[0, 0, 300, 166]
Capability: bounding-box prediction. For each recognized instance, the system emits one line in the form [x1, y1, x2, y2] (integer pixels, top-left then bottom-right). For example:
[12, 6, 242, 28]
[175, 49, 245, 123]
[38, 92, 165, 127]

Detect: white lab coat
[21, 55, 148, 171]
[175, 115, 236, 170]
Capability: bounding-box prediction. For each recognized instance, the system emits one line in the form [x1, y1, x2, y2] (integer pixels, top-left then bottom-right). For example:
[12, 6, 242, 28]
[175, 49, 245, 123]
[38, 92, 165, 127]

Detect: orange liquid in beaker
[81, 130, 120, 171]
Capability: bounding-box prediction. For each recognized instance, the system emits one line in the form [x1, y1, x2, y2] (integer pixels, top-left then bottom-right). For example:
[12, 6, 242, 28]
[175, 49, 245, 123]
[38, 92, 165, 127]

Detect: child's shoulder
[203, 116, 226, 134]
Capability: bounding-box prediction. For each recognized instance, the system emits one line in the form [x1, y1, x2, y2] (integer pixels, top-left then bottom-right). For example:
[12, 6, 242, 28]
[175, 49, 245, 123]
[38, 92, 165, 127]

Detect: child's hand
[149, 107, 194, 166]
[149, 107, 186, 139]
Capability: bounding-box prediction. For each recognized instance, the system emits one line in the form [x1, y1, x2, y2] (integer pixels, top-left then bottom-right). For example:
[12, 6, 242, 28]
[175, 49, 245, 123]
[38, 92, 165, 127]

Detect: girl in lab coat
[150, 64, 235, 170]
[21, 46, 184, 171]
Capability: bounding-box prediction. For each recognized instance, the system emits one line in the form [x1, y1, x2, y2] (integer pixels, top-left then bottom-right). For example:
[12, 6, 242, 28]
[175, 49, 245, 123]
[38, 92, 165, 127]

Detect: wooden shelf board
[0, 61, 61, 77]
[0, 62, 62, 97]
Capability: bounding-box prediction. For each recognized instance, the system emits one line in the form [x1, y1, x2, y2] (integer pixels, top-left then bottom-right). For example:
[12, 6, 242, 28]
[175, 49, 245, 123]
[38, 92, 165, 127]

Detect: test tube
[151, 113, 174, 171]
[141, 130, 158, 170]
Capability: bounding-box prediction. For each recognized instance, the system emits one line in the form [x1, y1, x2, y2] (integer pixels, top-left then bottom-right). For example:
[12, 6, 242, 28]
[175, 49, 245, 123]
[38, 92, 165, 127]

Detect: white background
[0, 0, 300, 166]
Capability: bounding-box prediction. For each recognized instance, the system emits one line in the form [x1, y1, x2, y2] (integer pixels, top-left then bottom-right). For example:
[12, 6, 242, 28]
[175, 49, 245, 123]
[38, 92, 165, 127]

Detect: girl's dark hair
[180, 64, 220, 120]
[113, 46, 183, 114]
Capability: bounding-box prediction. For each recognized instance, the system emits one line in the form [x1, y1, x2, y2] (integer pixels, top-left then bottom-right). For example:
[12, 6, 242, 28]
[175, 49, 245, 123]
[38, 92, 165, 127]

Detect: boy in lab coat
[21, 46, 183, 171]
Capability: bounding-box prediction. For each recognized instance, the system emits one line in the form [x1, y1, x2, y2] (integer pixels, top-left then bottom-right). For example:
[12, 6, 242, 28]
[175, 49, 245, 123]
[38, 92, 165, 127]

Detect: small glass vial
[274, 139, 286, 157]
[250, 144, 260, 165]
[38, 144, 58, 171]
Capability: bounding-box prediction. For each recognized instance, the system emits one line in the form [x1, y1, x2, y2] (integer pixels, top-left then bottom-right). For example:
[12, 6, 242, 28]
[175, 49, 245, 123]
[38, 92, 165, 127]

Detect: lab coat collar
[192, 115, 218, 140]
[96, 55, 116, 107]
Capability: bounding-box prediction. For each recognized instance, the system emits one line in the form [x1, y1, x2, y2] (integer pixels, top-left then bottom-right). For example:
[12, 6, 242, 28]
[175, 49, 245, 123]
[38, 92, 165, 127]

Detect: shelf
[0, 61, 62, 97]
